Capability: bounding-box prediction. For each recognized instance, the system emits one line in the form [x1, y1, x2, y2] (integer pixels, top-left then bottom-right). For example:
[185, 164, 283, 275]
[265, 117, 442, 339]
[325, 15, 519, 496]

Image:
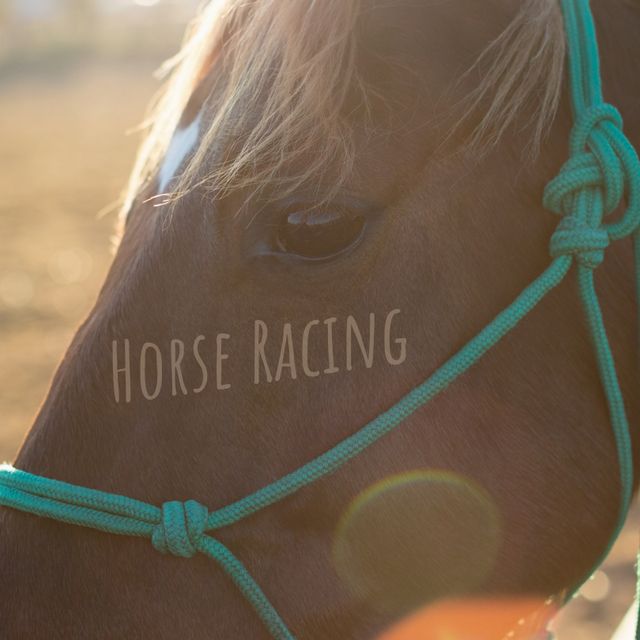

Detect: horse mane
[122, 0, 565, 215]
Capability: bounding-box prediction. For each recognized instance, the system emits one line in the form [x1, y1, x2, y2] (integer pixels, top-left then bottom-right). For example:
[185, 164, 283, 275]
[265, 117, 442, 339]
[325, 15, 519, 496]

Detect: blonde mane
[122, 0, 565, 216]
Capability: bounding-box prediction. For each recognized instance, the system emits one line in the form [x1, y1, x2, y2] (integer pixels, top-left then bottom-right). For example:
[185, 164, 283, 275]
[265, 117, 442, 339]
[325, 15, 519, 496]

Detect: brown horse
[1, 0, 639, 638]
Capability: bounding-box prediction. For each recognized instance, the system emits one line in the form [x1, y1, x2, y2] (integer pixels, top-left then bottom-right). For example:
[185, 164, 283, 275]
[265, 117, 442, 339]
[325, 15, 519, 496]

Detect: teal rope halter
[1, 1, 639, 638]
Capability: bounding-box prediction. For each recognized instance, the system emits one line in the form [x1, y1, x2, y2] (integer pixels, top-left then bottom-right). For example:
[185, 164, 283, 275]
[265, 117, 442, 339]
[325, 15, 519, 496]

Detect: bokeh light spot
[332, 470, 502, 616]
[47, 248, 92, 285]
[579, 570, 610, 603]
[0, 271, 34, 308]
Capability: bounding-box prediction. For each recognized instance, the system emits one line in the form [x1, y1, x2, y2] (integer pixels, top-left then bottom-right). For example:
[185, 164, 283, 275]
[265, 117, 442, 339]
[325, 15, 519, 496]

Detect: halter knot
[544, 104, 625, 219]
[542, 103, 638, 269]
[549, 215, 609, 268]
[152, 500, 209, 558]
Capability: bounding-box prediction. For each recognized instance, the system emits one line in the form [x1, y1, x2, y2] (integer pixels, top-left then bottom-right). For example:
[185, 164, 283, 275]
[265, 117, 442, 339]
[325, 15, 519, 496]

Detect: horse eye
[273, 207, 366, 261]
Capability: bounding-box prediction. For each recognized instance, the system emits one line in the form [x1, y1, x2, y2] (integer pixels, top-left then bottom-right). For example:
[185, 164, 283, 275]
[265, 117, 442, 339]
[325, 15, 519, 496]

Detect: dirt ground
[0, 62, 637, 640]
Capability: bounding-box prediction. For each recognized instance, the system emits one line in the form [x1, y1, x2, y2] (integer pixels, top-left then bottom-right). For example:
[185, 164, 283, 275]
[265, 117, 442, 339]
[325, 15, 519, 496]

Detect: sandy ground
[0, 63, 637, 640]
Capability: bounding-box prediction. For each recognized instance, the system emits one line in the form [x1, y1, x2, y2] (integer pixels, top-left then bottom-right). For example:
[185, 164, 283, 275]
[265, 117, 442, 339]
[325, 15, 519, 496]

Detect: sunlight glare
[377, 597, 556, 640]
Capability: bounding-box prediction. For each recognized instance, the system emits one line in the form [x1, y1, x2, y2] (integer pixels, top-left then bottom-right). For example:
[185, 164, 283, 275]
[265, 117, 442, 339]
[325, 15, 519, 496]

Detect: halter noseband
[1, 1, 639, 638]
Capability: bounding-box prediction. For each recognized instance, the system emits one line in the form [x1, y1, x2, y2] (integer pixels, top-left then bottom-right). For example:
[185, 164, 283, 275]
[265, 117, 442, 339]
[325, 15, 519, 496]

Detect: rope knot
[544, 104, 625, 218]
[542, 103, 638, 268]
[152, 500, 208, 558]
[549, 215, 609, 269]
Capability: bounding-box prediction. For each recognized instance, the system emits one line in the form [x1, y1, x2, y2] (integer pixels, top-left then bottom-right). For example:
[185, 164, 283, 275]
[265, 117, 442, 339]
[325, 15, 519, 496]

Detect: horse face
[2, 1, 640, 639]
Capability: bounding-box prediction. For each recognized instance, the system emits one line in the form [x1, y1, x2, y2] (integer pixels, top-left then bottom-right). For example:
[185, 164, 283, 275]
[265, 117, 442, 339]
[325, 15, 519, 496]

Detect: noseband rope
[1, 1, 639, 638]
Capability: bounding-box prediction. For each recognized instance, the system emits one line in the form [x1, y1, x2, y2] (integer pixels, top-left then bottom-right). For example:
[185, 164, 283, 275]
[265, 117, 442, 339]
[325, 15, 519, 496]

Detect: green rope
[0, 1, 638, 638]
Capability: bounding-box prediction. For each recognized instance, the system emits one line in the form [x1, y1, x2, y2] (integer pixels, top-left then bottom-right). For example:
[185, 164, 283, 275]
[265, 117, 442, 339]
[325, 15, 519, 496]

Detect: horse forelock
[121, 0, 565, 221]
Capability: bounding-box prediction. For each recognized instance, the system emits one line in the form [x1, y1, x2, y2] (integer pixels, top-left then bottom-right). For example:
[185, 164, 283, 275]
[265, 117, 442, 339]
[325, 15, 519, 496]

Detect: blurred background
[0, 1, 636, 638]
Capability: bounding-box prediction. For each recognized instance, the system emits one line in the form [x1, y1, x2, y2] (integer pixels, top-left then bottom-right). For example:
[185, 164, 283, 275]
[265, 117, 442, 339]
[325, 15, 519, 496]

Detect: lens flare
[377, 596, 557, 640]
[332, 470, 502, 615]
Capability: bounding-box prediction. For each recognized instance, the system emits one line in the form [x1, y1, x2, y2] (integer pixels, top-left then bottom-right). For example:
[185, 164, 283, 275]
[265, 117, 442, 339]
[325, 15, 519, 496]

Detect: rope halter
[545, 104, 640, 268]
[0, 2, 639, 639]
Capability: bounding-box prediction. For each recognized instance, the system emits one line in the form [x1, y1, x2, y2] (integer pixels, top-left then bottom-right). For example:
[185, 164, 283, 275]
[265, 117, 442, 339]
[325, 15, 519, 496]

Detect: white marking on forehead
[157, 112, 203, 193]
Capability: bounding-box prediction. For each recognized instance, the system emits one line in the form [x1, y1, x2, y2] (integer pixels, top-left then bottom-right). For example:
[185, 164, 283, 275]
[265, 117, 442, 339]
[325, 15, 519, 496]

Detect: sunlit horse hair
[123, 0, 565, 214]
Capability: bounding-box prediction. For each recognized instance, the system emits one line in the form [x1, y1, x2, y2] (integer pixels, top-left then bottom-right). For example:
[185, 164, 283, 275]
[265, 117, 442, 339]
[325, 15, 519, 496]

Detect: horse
[1, 0, 639, 638]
